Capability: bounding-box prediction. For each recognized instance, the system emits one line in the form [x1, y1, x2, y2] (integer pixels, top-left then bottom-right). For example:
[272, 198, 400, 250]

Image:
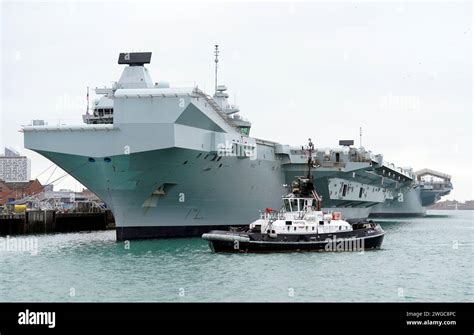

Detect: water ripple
[1, 210, 473, 302]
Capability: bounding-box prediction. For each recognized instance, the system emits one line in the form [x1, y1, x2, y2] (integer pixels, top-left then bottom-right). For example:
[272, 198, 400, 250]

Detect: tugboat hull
[203, 228, 384, 253]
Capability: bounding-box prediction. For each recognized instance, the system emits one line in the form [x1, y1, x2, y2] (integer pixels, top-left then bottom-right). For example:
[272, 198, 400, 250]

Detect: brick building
[0, 179, 43, 205]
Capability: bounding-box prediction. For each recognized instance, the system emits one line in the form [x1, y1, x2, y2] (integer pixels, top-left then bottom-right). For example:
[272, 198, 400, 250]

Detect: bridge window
[298, 199, 303, 211]
[239, 127, 250, 135]
[359, 188, 364, 198]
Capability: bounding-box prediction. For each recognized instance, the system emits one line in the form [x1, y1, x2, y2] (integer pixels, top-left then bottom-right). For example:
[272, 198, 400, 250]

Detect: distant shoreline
[428, 200, 474, 210]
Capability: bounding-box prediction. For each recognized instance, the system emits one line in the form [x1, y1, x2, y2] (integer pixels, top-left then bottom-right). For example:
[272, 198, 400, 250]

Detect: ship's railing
[420, 180, 453, 190]
[318, 161, 346, 168]
[192, 88, 239, 130]
[352, 156, 373, 163]
[347, 148, 378, 163]
[83, 113, 113, 125]
[22, 118, 84, 127]
[22, 123, 116, 132]
[381, 160, 415, 179]
[255, 138, 278, 148]
[225, 105, 240, 114]
[231, 114, 250, 123]
[415, 168, 451, 181]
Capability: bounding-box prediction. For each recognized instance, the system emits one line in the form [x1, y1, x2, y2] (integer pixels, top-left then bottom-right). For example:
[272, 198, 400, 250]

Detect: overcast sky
[1, 1, 472, 201]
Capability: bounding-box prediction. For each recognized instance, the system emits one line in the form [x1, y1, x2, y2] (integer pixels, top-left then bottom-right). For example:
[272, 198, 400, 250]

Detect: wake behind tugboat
[202, 140, 385, 253]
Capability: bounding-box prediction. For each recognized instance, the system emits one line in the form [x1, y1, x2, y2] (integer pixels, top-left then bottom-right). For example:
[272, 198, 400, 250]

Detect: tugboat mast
[305, 138, 322, 209]
[306, 138, 314, 180]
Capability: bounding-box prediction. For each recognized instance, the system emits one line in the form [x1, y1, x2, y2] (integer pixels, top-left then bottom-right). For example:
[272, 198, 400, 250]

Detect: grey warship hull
[23, 51, 414, 240]
[369, 187, 426, 217]
[31, 145, 287, 240]
[369, 169, 452, 217]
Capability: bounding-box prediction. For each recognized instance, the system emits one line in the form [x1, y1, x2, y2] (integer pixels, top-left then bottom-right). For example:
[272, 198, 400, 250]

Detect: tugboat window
[290, 199, 298, 211]
[284, 199, 291, 211]
[342, 184, 348, 196]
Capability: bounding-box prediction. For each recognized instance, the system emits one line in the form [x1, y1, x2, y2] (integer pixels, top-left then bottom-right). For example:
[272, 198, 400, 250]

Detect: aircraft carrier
[23, 50, 416, 240]
[369, 168, 453, 217]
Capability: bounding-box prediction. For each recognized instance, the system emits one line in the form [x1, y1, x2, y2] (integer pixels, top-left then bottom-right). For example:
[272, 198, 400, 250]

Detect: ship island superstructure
[23, 51, 419, 240]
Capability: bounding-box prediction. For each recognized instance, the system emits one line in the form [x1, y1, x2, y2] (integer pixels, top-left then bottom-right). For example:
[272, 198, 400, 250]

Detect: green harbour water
[1, 210, 473, 302]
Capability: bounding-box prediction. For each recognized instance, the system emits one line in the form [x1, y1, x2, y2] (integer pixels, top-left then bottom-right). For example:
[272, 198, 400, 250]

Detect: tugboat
[202, 140, 385, 253]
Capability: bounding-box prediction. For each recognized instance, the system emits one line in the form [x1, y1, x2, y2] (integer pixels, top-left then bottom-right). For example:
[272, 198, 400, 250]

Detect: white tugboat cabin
[250, 193, 353, 238]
